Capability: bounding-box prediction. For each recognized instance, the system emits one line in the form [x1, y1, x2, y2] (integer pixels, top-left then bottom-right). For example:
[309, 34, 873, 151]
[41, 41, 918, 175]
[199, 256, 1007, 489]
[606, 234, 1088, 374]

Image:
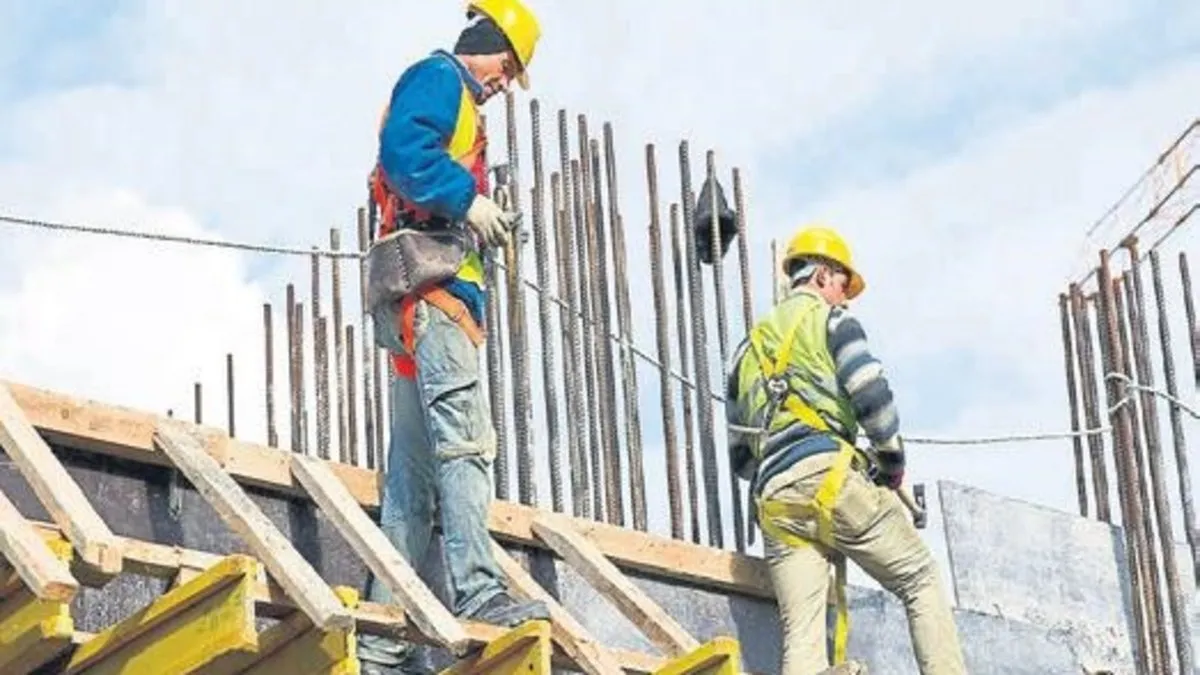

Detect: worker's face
[471, 51, 520, 102]
[814, 264, 851, 306]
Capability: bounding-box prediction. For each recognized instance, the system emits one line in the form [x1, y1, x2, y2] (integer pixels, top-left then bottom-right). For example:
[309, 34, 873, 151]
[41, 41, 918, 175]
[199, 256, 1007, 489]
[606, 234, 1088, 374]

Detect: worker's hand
[871, 454, 905, 490]
[465, 194, 515, 248]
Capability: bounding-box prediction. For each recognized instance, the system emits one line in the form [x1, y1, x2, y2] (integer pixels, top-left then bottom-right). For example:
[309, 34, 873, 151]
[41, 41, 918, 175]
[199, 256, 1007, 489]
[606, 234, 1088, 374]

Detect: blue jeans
[358, 298, 503, 666]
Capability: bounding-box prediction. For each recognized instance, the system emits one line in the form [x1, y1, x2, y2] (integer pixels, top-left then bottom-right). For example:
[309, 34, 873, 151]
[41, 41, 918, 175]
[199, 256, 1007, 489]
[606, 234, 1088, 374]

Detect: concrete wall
[1, 446, 1195, 674]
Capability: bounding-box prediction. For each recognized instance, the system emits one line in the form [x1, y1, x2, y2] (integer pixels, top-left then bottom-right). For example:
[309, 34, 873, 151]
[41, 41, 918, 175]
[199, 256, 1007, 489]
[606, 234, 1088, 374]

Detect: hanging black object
[693, 175, 738, 265]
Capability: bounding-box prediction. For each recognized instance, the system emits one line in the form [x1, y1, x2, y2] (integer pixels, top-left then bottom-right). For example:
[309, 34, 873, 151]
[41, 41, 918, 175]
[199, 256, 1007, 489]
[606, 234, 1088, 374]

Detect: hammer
[858, 445, 928, 529]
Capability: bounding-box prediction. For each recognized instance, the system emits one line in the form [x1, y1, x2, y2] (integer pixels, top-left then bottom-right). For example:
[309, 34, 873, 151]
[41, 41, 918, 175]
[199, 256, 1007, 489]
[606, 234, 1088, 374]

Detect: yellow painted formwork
[0, 536, 76, 674]
[439, 620, 553, 675]
[653, 636, 742, 675]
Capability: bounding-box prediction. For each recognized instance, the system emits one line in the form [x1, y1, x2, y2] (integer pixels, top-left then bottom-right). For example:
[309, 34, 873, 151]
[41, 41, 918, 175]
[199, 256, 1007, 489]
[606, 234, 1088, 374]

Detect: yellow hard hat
[467, 0, 541, 90]
[782, 225, 866, 299]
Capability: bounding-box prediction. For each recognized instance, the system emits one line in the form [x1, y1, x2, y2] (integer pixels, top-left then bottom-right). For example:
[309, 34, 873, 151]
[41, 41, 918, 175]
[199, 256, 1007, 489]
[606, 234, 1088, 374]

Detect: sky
[1, 0, 1199, 590]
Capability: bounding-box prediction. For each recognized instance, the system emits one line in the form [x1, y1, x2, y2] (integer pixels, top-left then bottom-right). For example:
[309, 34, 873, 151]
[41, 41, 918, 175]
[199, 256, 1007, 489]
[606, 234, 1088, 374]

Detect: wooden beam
[532, 514, 700, 657]
[0, 384, 122, 576]
[290, 453, 472, 654]
[0, 490, 78, 602]
[491, 542, 626, 675]
[5, 381, 772, 599]
[152, 422, 354, 632]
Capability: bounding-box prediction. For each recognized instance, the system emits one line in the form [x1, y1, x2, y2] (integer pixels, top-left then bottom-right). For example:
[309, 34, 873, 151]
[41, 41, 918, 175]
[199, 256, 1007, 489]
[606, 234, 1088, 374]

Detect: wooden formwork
[0, 382, 747, 674]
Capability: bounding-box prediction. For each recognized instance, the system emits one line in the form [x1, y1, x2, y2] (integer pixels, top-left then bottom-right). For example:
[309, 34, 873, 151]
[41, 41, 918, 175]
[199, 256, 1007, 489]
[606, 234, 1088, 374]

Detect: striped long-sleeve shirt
[827, 306, 904, 467]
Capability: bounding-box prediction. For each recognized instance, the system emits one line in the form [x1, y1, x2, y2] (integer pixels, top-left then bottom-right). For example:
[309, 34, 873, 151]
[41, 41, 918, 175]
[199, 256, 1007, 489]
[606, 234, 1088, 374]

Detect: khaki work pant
[761, 454, 967, 675]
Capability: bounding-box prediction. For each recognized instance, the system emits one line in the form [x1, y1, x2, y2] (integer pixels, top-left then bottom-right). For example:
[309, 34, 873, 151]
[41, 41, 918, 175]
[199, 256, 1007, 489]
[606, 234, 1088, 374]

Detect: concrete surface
[1, 445, 1196, 673]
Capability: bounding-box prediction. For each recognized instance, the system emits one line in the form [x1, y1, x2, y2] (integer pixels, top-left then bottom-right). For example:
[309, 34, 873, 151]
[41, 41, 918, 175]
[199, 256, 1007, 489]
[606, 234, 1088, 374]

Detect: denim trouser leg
[358, 298, 505, 666]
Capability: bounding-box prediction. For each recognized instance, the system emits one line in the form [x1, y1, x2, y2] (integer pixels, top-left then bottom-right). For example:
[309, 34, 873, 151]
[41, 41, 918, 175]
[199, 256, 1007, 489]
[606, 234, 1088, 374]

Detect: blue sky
[0, 1, 1197, 563]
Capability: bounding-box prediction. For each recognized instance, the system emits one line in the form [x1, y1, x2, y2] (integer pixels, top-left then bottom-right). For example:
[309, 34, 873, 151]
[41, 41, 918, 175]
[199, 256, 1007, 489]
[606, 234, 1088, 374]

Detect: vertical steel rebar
[311, 250, 328, 459]
[226, 353, 236, 438]
[1069, 285, 1111, 523]
[357, 207, 377, 469]
[1093, 259, 1153, 675]
[286, 283, 301, 452]
[529, 99, 563, 513]
[571, 155, 605, 521]
[368, 198, 386, 469]
[331, 228, 348, 464]
[1058, 292, 1089, 517]
[346, 324, 358, 466]
[296, 301, 309, 455]
[1182, 252, 1199, 389]
[679, 140, 723, 548]
[263, 303, 278, 448]
[604, 122, 647, 532]
[671, 204, 702, 545]
[1125, 240, 1193, 674]
[316, 315, 332, 461]
[485, 241, 510, 500]
[504, 92, 536, 507]
[1151, 250, 1200, 586]
[706, 150, 743, 552]
[732, 167, 756, 545]
[1115, 272, 1169, 672]
[646, 144, 684, 540]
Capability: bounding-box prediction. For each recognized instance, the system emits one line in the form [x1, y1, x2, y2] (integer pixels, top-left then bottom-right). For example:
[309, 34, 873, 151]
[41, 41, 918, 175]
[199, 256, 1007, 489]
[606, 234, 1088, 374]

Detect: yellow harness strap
[748, 319, 854, 665]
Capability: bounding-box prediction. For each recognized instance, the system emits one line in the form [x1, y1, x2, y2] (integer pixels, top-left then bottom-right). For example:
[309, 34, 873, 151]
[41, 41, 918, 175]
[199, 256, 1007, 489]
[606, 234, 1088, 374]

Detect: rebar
[331, 228, 348, 464]
[356, 207, 377, 469]
[1115, 272, 1169, 672]
[1069, 285, 1111, 523]
[646, 144, 684, 540]
[530, 99, 563, 513]
[732, 167, 756, 546]
[286, 283, 301, 452]
[369, 199, 386, 468]
[296, 301, 309, 456]
[1153, 250, 1200, 586]
[706, 150, 743, 552]
[485, 240, 510, 500]
[1183, 252, 1199, 389]
[505, 91, 536, 507]
[571, 156, 605, 521]
[263, 303, 278, 448]
[1095, 253, 1153, 675]
[604, 122, 647, 532]
[671, 205, 702, 544]
[1058, 292, 1089, 517]
[316, 315, 332, 461]
[226, 353, 236, 438]
[679, 140, 723, 548]
[1125, 240, 1193, 674]
[347, 324, 358, 466]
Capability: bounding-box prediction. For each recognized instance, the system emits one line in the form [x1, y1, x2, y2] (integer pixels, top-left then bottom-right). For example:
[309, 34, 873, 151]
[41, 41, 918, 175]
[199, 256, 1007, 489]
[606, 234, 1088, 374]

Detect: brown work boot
[817, 660, 868, 674]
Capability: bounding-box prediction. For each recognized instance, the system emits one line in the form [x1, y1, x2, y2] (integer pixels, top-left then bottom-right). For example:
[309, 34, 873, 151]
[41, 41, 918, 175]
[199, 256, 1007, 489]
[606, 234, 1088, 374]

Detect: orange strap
[390, 286, 485, 380]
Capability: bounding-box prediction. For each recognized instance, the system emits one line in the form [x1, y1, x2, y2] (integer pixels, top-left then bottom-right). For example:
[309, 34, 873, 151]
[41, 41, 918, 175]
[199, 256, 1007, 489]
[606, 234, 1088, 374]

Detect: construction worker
[725, 226, 967, 675]
[358, 2, 549, 672]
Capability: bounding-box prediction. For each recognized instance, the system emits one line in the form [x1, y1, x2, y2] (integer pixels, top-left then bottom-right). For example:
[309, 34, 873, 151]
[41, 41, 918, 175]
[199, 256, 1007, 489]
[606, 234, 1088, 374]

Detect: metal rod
[1153, 251, 1200, 586]
[1058, 292, 1089, 517]
[1125, 239, 1193, 673]
[226, 353, 236, 438]
[331, 228, 348, 464]
[671, 204, 702, 544]
[357, 207, 377, 469]
[1094, 256, 1153, 675]
[706, 150, 742, 552]
[194, 382, 202, 424]
[679, 140, 723, 548]
[1182, 252, 1199, 390]
[485, 235, 510, 500]
[1115, 272, 1169, 672]
[529, 99, 563, 513]
[646, 144, 684, 540]
[346, 324, 358, 466]
[733, 167, 756, 547]
[296, 301, 309, 456]
[1069, 285, 1111, 523]
[263, 303, 278, 448]
[287, 283, 301, 452]
[589, 133, 625, 526]
[368, 195, 386, 469]
[604, 122, 647, 532]
[316, 314, 332, 461]
[571, 154, 605, 521]
[504, 91, 536, 507]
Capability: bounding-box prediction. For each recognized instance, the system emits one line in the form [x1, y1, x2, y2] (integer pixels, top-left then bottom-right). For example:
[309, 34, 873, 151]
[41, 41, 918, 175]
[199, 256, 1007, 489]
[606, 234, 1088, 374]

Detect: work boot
[817, 660, 868, 675]
[465, 591, 551, 627]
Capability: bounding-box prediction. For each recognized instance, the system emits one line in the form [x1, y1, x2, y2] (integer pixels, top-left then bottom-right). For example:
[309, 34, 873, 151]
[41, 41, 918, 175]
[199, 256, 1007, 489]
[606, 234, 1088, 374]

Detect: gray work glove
[465, 194, 515, 248]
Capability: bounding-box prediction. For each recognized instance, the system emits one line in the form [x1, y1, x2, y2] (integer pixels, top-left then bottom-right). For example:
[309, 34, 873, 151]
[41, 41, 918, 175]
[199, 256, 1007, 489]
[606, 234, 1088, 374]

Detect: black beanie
[454, 14, 512, 56]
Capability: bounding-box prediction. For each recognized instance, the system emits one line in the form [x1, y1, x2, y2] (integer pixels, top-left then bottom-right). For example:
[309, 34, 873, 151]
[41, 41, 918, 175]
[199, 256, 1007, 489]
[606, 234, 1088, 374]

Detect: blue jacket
[378, 50, 486, 223]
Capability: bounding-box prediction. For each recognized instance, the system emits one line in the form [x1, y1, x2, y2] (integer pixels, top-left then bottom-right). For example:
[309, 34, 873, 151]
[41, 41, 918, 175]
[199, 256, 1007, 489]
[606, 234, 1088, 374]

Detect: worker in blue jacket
[359, 2, 548, 672]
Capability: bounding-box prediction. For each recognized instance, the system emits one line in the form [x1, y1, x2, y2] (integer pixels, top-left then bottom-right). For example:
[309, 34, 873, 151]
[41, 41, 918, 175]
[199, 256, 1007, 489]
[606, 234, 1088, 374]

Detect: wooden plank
[5, 381, 772, 600]
[290, 453, 471, 654]
[532, 514, 700, 657]
[441, 620, 553, 675]
[152, 422, 354, 632]
[0, 490, 78, 602]
[491, 542, 626, 675]
[63, 554, 260, 675]
[0, 384, 122, 575]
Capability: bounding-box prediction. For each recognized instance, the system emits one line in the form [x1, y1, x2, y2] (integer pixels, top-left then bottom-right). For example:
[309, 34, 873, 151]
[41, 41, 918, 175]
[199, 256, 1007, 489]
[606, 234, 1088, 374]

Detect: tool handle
[896, 484, 927, 529]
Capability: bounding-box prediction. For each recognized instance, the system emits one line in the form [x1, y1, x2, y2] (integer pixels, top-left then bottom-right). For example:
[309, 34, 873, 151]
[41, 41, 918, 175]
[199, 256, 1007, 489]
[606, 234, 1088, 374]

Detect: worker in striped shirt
[726, 226, 965, 675]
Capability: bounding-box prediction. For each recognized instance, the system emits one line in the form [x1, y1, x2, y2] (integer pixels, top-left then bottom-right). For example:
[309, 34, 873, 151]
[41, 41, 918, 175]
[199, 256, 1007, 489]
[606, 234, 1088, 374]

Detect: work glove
[465, 194, 516, 248]
[871, 454, 905, 489]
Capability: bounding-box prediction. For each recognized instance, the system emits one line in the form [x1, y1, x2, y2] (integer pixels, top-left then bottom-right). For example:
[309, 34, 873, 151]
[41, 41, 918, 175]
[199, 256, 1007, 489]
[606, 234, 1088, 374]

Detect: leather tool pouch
[364, 225, 469, 315]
